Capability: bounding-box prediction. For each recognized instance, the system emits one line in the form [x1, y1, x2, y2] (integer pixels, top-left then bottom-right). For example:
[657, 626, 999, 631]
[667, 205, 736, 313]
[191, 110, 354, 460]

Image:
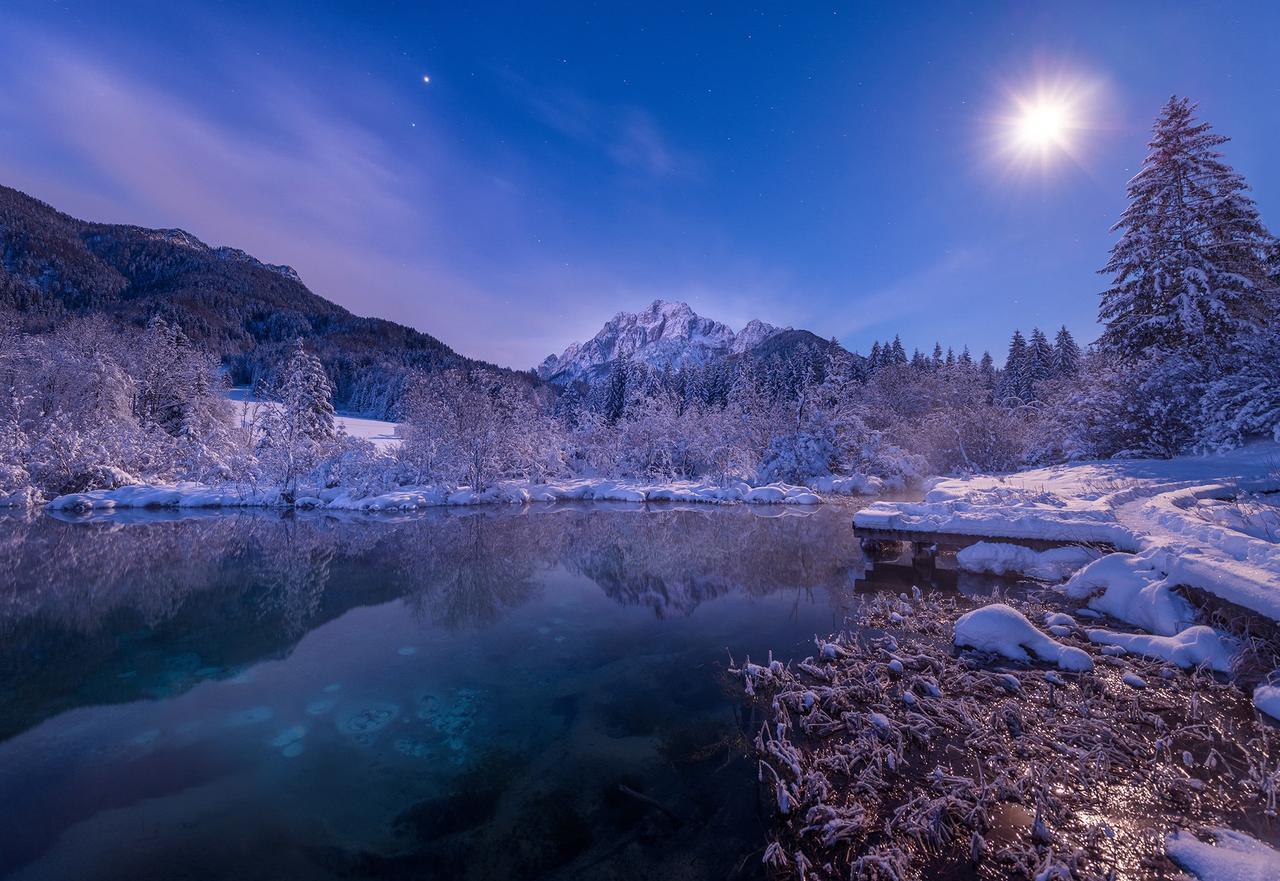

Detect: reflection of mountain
[560, 510, 857, 618]
[0, 507, 857, 741]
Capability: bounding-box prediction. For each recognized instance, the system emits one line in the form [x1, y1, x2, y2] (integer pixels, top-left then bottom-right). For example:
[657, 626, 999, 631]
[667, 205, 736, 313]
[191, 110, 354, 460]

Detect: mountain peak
[536, 300, 787, 384]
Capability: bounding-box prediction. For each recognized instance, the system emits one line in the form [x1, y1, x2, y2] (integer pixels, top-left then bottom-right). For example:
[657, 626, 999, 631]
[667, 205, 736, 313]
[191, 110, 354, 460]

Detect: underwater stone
[336, 702, 401, 737]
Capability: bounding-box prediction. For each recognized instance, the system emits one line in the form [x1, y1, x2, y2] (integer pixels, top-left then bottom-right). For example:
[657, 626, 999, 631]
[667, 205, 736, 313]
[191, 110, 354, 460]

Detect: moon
[422, 74, 430, 84]
[1014, 99, 1070, 150]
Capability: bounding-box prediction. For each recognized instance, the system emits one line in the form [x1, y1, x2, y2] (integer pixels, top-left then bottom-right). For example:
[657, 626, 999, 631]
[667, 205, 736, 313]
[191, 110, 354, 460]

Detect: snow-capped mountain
[537, 300, 787, 384]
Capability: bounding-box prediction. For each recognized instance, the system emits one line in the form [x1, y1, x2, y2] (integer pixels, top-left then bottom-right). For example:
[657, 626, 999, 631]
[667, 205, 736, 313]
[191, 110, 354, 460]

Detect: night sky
[3, 1, 1278, 367]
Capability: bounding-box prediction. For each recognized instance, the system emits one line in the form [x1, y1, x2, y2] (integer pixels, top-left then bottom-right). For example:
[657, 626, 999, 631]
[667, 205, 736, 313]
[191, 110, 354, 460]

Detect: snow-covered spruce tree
[1022, 327, 1054, 401]
[601, 359, 629, 425]
[1097, 97, 1278, 452]
[257, 339, 337, 498]
[1052, 326, 1080, 377]
[889, 335, 908, 365]
[996, 330, 1026, 403]
[1100, 97, 1275, 361]
[1199, 330, 1280, 449]
[978, 351, 996, 392]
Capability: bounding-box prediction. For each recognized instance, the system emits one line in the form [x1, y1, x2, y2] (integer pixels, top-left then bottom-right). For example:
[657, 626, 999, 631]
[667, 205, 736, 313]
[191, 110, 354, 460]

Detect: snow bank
[1255, 683, 1280, 722]
[805, 474, 885, 497]
[856, 444, 1280, 624]
[855, 484, 1136, 548]
[1165, 827, 1280, 881]
[955, 541, 1098, 582]
[0, 486, 41, 508]
[45, 477, 834, 513]
[46, 482, 282, 511]
[1086, 626, 1238, 673]
[953, 603, 1094, 672]
[1062, 552, 1195, 636]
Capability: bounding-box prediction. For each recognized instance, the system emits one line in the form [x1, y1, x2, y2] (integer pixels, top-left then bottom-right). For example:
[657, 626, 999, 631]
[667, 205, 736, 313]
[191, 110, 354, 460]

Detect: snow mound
[956, 541, 1098, 582]
[1062, 552, 1195, 636]
[805, 474, 885, 497]
[1165, 827, 1280, 881]
[953, 603, 1094, 672]
[1255, 683, 1280, 722]
[1086, 626, 1238, 673]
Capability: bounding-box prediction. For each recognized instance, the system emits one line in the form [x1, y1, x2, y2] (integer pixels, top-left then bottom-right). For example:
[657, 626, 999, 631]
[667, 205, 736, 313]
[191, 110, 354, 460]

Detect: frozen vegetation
[733, 590, 1280, 881]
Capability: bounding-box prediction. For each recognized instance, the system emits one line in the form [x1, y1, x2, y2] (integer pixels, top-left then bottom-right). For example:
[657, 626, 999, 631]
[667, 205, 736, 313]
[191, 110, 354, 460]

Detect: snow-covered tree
[1023, 327, 1054, 400]
[1198, 330, 1280, 449]
[1052, 326, 1081, 377]
[997, 330, 1027, 402]
[257, 339, 337, 496]
[400, 368, 561, 490]
[1099, 96, 1276, 361]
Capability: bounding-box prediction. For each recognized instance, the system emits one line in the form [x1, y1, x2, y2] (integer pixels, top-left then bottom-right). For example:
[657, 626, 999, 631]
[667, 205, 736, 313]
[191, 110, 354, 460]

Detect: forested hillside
[0, 184, 520, 417]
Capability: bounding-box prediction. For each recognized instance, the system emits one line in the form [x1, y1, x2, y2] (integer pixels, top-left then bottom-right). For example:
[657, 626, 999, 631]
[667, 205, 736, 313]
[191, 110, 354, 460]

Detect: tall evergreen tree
[602, 359, 629, 425]
[1052, 326, 1081, 377]
[890, 335, 908, 365]
[979, 351, 996, 389]
[998, 330, 1027, 401]
[1099, 97, 1276, 362]
[1023, 327, 1054, 399]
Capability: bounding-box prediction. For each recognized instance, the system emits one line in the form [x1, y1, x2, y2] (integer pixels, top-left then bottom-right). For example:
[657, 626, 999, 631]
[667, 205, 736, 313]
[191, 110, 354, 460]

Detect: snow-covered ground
[856, 443, 1280, 624]
[226, 388, 400, 449]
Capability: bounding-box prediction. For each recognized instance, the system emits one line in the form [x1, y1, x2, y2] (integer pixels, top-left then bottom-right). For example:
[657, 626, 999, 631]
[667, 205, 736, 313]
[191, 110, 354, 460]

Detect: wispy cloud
[513, 78, 696, 180]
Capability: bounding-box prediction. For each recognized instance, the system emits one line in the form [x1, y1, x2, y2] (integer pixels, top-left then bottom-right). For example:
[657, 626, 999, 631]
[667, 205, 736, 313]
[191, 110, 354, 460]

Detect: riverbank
[856, 442, 1280, 625]
[31, 473, 891, 514]
[734, 589, 1280, 881]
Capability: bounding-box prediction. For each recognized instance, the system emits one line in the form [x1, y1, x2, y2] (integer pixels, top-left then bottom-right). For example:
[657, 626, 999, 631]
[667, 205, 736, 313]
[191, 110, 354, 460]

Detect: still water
[0, 504, 876, 881]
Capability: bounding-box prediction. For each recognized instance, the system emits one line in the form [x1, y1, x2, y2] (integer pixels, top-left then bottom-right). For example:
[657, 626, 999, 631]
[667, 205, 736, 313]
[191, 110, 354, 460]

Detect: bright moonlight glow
[992, 76, 1099, 176]
[422, 74, 431, 84]
[1015, 101, 1070, 148]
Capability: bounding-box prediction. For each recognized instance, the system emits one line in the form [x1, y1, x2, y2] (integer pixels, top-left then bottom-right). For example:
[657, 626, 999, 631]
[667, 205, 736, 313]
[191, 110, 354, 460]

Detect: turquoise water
[0, 505, 867, 880]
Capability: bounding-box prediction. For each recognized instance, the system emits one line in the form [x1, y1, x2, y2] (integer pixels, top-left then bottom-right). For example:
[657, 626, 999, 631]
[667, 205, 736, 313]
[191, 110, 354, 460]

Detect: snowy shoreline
[34, 473, 891, 514]
[856, 443, 1280, 624]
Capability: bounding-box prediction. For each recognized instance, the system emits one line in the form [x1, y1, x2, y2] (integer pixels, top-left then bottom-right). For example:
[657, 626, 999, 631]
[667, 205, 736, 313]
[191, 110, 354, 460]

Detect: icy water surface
[0, 504, 875, 881]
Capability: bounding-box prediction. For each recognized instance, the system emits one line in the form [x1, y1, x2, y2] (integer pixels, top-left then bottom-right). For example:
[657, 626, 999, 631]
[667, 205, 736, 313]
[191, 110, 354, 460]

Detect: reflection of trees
[0, 505, 859, 741]
[395, 513, 546, 630]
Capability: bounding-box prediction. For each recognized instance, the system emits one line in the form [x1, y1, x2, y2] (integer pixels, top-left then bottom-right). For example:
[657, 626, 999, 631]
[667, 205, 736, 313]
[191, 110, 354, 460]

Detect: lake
[0, 504, 885, 881]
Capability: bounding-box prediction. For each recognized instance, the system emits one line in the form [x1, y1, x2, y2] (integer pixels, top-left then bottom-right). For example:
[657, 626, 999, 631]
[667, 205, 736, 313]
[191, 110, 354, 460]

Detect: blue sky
[3, 2, 1278, 367]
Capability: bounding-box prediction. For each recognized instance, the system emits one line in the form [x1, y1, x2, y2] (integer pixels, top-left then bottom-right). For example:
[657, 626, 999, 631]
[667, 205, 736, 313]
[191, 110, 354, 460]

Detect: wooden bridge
[853, 521, 1114, 569]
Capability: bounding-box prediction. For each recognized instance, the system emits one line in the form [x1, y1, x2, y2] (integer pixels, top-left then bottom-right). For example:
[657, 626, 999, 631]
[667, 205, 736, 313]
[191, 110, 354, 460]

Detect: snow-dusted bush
[400, 368, 563, 490]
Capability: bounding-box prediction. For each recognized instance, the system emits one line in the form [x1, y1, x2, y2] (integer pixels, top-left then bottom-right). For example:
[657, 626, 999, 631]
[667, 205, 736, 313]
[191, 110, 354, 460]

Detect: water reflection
[0, 505, 862, 881]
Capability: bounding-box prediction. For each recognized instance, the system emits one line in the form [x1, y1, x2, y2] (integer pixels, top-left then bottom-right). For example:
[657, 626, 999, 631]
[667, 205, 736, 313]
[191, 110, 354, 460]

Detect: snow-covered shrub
[400, 368, 562, 490]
